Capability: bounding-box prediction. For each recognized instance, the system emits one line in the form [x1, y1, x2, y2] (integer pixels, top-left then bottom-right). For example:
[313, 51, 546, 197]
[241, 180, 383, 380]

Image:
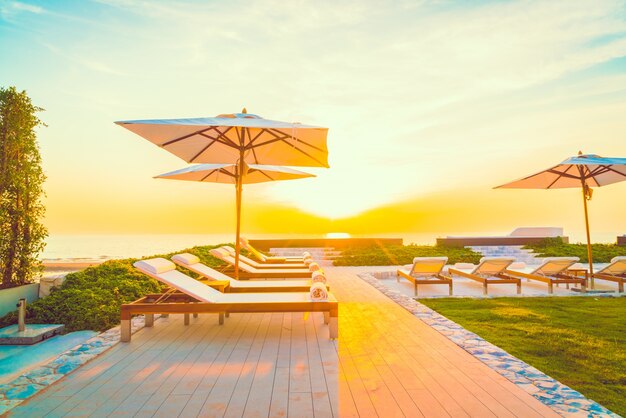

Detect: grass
[420, 296, 626, 415]
[333, 244, 482, 266]
[0, 243, 235, 332]
[524, 237, 626, 263]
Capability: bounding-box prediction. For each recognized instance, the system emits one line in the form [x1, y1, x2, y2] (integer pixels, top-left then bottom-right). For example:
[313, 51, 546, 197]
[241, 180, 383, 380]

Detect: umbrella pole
[234, 153, 245, 280]
[580, 181, 594, 288]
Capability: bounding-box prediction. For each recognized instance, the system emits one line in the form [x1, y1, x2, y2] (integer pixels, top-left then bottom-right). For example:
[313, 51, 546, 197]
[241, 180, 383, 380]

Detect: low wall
[437, 236, 569, 247]
[618, 236, 626, 246]
[250, 238, 403, 251]
[0, 283, 40, 317]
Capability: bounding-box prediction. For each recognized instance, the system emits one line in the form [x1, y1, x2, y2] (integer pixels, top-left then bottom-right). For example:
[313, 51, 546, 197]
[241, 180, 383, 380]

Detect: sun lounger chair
[171, 253, 329, 293]
[210, 248, 313, 279]
[123, 258, 338, 342]
[240, 237, 305, 264]
[448, 257, 521, 295]
[505, 257, 586, 294]
[592, 256, 626, 292]
[396, 257, 452, 296]
[222, 246, 307, 269]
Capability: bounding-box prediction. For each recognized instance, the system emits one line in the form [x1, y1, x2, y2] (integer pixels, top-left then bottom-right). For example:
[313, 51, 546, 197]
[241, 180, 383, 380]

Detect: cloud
[0, 1, 44, 20]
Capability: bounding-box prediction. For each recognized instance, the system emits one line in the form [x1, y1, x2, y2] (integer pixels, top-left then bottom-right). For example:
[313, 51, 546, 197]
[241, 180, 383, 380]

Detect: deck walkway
[11, 267, 559, 417]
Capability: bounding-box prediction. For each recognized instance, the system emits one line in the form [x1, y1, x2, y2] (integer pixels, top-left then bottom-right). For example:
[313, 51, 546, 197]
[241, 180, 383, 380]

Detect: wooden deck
[12, 268, 559, 417]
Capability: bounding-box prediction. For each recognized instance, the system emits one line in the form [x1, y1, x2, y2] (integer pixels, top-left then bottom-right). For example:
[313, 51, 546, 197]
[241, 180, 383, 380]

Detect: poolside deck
[12, 267, 559, 417]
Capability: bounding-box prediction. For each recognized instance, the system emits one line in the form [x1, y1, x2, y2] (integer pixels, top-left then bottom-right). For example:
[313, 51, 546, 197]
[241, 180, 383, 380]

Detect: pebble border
[0, 315, 149, 415]
[358, 272, 618, 417]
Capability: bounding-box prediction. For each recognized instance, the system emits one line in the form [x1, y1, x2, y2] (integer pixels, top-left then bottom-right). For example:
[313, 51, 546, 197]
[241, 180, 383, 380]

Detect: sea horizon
[41, 230, 623, 261]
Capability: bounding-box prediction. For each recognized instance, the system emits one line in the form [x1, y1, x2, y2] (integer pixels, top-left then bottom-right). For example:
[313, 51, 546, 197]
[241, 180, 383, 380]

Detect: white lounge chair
[396, 257, 452, 296]
[592, 256, 626, 292]
[505, 257, 586, 294]
[210, 247, 312, 278]
[222, 246, 307, 269]
[171, 253, 329, 293]
[240, 237, 306, 264]
[123, 258, 338, 342]
[448, 257, 521, 295]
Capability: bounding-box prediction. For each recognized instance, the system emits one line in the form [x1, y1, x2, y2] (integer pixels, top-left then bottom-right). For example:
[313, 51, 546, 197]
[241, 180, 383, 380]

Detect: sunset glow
[2, 0, 626, 242]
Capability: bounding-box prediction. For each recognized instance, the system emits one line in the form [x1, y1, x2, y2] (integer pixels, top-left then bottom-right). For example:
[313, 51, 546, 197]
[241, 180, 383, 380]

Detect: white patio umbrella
[155, 163, 315, 277]
[495, 152, 626, 282]
[116, 109, 329, 277]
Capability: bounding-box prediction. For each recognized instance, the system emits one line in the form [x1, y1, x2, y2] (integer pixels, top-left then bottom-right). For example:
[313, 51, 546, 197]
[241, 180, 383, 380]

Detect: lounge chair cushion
[134, 258, 176, 274]
[171, 253, 200, 266]
[532, 257, 579, 276]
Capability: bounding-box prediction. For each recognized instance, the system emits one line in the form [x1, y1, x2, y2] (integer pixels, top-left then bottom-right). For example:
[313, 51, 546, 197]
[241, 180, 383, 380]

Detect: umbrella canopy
[494, 154, 626, 189]
[118, 109, 329, 278]
[155, 163, 315, 184]
[155, 162, 315, 278]
[116, 111, 329, 168]
[496, 153, 626, 281]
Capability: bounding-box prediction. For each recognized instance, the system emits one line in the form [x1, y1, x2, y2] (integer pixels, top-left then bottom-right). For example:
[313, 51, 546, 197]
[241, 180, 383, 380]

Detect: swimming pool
[0, 331, 97, 384]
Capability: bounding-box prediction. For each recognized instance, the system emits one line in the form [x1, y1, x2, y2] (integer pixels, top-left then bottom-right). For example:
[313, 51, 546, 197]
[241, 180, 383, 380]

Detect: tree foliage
[0, 87, 47, 288]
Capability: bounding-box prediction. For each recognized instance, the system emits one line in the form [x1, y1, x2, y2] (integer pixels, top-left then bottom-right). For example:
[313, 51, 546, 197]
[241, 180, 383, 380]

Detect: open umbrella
[495, 152, 626, 282]
[116, 109, 329, 277]
[155, 163, 315, 276]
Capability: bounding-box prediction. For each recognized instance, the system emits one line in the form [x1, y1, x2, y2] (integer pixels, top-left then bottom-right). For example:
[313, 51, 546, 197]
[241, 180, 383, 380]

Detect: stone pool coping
[359, 272, 618, 417]
[0, 315, 149, 415]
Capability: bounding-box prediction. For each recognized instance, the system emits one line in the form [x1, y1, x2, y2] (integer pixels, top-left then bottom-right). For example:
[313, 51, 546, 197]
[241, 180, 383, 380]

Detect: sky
[1, 0, 626, 243]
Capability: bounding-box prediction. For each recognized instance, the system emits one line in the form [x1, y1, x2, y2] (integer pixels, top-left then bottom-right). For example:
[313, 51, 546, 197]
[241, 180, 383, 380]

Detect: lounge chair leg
[620, 282, 624, 293]
[323, 312, 330, 324]
[193, 313, 198, 318]
[581, 283, 586, 293]
[449, 283, 453, 296]
[219, 312, 224, 325]
[162, 314, 169, 318]
[548, 283, 553, 294]
[414, 283, 418, 297]
[144, 314, 154, 327]
[329, 316, 338, 339]
[184, 313, 190, 325]
[121, 319, 131, 342]
[483, 283, 488, 295]
[517, 282, 521, 294]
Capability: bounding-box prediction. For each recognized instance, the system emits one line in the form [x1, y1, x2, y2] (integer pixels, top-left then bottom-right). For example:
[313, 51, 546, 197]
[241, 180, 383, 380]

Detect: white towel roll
[312, 270, 327, 284]
[309, 282, 328, 301]
[303, 251, 311, 258]
[304, 258, 314, 266]
[308, 262, 320, 272]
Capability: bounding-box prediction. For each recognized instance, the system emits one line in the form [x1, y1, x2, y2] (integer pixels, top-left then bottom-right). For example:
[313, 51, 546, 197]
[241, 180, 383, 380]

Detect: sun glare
[325, 232, 351, 239]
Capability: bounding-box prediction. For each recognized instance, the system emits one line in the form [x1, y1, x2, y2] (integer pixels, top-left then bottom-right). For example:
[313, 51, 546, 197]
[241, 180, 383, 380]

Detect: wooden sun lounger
[241, 237, 306, 264]
[123, 258, 338, 342]
[222, 246, 307, 269]
[396, 257, 452, 296]
[171, 253, 329, 293]
[591, 256, 626, 292]
[210, 248, 312, 279]
[505, 257, 586, 294]
[448, 257, 521, 295]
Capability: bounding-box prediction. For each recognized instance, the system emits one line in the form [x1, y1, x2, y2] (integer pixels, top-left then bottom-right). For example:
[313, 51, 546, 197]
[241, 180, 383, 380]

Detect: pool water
[0, 331, 97, 383]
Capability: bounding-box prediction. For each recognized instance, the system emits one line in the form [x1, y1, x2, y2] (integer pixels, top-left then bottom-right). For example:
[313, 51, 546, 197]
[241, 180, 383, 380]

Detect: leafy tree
[0, 87, 47, 288]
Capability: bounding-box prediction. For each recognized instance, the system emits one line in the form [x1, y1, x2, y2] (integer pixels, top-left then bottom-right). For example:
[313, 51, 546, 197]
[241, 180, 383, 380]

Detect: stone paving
[0, 315, 148, 415]
[359, 272, 618, 417]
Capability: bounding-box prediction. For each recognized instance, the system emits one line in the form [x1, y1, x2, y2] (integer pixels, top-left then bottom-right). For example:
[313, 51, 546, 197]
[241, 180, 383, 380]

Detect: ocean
[42, 231, 621, 261]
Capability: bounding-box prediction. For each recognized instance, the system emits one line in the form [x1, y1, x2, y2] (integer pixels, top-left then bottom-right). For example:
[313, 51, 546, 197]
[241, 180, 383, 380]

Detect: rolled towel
[312, 270, 327, 284]
[309, 282, 328, 301]
[308, 262, 320, 272]
[303, 251, 311, 258]
[304, 258, 313, 267]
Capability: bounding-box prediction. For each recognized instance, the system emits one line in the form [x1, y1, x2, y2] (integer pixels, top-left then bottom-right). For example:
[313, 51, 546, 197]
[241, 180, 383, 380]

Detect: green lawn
[420, 297, 626, 416]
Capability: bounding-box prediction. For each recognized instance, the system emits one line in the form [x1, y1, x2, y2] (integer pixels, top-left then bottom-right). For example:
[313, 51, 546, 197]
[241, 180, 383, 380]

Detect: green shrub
[524, 238, 626, 263]
[0, 243, 233, 332]
[333, 244, 482, 266]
